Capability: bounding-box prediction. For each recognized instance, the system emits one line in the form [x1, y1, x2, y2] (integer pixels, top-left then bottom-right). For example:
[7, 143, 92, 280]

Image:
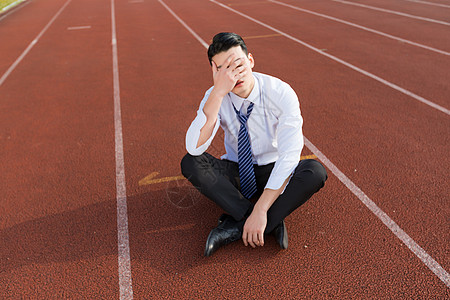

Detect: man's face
[211, 46, 255, 98]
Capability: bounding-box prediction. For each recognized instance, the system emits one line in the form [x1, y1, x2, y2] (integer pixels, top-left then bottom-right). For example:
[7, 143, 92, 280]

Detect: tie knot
[233, 102, 254, 125]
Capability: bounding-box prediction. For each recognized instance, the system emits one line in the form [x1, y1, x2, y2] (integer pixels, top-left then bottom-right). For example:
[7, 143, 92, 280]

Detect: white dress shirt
[186, 72, 304, 190]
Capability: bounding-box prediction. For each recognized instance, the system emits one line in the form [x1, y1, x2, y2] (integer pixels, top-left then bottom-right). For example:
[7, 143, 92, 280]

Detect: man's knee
[180, 153, 198, 178]
[296, 159, 328, 187]
[309, 159, 327, 184]
[180, 152, 212, 179]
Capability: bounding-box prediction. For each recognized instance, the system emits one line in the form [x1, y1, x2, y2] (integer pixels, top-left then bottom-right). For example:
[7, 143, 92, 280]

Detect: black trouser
[180, 152, 327, 233]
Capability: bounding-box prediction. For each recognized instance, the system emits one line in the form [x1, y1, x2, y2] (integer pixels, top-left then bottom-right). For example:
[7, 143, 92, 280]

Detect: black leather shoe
[205, 215, 242, 257]
[271, 220, 288, 249]
[217, 213, 228, 225]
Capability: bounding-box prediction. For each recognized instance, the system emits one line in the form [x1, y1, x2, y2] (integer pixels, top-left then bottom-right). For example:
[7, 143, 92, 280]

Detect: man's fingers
[211, 61, 218, 75]
[231, 67, 246, 80]
[232, 65, 245, 75]
[224, 53, 237, 69]
[244, 228, 257, 248]
[259, 233, 264, 246]
[242, 231, 248, 247]
[233, 71, 247, 83]
[253, 233, 259, 247]
[229, 57, 242, 70]
[249, 232, 260, 248]
[248, 237, 256, 248]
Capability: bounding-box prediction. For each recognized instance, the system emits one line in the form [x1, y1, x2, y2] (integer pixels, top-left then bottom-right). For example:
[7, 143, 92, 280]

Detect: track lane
[216, 1, 450, 113]
[113, 0, 221, 297]
[403, 0, 450, 8]
[0, 0, 73, 88]
[0, 0, 69, 75]
[0, 0, 119, 297]
[331, 0, 450, 22]
[269, 0, 449, 56]
[270, 0, 450, 53]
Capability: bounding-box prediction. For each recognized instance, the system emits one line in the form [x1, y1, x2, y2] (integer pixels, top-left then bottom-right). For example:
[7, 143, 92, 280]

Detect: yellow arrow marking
[301, 154, 317, 160]
[139, 155, 317, 186]
[138, 172, 184, 186]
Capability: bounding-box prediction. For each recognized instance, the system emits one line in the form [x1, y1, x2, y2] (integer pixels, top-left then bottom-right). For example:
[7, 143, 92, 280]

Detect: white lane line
[0, 0, 31, 22]
[304, 137, 450, 287]
[211, 0, 450, 116]
[158, 0, 208, 48]
[403, 0, 450, 9]
[111, 0, 133, 299]
[67, 25, 91, 30]
[332, 0, 450, 26]
[158, 0, 450, 288]
[269, 0, 450, 56]
[0, 0, 72, 88]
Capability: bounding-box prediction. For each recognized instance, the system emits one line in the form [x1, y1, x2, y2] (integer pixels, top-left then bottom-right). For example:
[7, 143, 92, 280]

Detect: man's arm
[242, 84, 303, 248]
[242, 177, 290, 248]
[196, 89, 224, 148]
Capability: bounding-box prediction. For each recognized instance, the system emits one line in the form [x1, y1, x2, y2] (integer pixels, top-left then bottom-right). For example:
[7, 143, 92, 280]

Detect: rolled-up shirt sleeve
[186, 88, 221, 156]
[265, 85, 304, 190]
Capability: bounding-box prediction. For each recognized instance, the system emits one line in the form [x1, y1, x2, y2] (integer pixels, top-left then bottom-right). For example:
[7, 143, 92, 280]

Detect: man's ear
[248, 53, 255, 69]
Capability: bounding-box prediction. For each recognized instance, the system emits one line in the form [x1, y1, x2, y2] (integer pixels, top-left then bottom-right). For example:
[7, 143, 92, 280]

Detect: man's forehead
[213, 46, 246, 63]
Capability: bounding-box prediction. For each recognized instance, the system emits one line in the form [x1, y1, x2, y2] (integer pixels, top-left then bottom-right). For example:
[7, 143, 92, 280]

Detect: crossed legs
[180, 152, 327, 253]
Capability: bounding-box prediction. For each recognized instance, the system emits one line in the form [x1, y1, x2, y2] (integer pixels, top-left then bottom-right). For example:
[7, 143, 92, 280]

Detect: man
[181, 32, 327, 257]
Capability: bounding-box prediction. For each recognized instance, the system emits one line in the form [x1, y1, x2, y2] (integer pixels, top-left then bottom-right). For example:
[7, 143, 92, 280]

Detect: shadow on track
[0, 183, 283, 275]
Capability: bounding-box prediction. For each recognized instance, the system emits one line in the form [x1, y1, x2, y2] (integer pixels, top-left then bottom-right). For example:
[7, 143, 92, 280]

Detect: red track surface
[1, 0, 449, 298]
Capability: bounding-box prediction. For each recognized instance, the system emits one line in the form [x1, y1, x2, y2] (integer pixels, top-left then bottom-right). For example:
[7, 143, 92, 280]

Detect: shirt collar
[229, 74, 259, 111]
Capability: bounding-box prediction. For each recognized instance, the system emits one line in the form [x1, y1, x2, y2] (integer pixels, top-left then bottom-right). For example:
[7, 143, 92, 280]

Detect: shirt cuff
[185, 109, 220, 156]
[264, 158, 299, 192]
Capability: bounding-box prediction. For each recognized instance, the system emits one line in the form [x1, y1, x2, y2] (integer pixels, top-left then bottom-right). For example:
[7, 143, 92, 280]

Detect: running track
[0, 0, 449, 298]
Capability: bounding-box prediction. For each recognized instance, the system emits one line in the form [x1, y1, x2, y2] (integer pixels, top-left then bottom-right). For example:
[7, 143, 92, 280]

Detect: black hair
[207, 32, 248, 65]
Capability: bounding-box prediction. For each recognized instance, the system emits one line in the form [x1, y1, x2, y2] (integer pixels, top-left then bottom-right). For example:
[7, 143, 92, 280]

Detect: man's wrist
[253, 202, 269, 214]
[254, 187, 283, 214]
[211, 87, 228, 99]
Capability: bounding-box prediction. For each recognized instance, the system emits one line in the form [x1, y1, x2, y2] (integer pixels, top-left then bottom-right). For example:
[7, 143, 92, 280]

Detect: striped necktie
[233, 102, 257, 199]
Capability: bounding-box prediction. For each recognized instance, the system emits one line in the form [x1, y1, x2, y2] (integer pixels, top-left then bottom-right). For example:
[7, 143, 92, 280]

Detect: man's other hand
[242, 209, 267, 248]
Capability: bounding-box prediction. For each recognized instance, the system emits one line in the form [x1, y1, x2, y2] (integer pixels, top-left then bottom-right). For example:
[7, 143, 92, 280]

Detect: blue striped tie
[233, 102, 257, 199]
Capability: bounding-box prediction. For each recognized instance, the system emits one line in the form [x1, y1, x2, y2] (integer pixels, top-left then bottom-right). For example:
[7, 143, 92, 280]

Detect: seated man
[181, 32, 327, 257]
